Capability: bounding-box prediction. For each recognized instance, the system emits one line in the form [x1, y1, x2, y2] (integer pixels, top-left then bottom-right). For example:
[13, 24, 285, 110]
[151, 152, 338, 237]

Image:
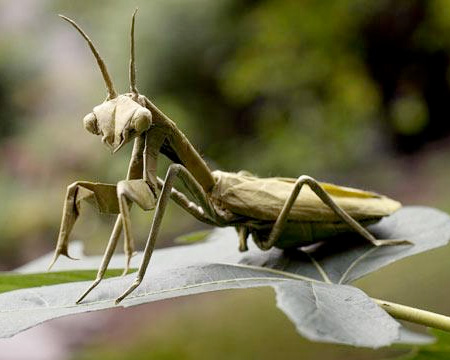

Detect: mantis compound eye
[131, 107, 152, 133]
[83, 112, 100, 135]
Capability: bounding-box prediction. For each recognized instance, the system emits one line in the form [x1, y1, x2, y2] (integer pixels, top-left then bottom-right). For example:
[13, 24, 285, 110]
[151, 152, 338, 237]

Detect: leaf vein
[305, 254, 332, 284]
[338, 247, 378, 284]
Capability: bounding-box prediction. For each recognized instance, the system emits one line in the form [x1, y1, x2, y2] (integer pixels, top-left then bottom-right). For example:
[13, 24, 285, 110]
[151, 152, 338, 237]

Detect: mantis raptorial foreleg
[48, 181, 119, 269]
[262, 175, 411, 250]
[48, 178, 157, 269]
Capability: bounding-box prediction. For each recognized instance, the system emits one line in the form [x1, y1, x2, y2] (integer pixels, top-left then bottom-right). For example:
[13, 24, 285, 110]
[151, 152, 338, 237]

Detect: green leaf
[0, 206, 448, 348]
[393, 330, 450, 359]
[0, 270, 128, 294]
[173, 230, 212, 245]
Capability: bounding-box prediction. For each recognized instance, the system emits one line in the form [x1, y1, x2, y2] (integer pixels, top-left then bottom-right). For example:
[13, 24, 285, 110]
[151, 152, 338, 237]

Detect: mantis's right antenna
[59, 15, 118, 99]
[129, 8, 139, 96]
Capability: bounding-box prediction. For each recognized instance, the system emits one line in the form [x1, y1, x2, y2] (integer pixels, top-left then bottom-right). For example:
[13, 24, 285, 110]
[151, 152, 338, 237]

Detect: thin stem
[374, 298, 450, 332]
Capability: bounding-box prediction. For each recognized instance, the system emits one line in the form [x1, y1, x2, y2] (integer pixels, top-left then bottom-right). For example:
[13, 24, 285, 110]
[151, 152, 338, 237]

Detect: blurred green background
[1, 0, 450, 359]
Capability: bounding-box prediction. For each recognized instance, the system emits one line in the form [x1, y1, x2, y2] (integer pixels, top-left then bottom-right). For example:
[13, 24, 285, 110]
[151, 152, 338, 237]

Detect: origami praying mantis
[48, 10, 410, 305]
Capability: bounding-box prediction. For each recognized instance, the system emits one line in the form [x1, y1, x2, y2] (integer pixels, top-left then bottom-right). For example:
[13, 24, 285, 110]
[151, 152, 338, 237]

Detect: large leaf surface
[1, 206, 449, 347]
[239, 206, 450, 284]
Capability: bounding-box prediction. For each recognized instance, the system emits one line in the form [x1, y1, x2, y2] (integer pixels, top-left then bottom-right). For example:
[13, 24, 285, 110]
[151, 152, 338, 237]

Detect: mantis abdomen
[210, 170, 401, 249]
[211, 170, 401, 223]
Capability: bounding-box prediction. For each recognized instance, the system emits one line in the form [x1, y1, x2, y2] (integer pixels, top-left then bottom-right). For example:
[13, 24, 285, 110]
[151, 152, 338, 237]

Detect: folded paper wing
[211, 171, 401, 223]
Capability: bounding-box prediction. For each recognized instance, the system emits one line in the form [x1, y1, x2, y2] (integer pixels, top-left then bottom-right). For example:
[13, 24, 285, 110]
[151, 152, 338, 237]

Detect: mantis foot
[115, 277, 142, 304]
[76, 278, 101, 304]
[371, 239, 413, 246]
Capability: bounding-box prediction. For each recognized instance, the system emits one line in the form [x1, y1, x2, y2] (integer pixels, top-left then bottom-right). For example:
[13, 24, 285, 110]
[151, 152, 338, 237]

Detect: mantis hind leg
[260, 175, 410, 250]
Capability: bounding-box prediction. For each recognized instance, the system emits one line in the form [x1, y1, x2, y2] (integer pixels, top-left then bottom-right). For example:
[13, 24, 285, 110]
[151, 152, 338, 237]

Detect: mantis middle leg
[260, 175, 411, 250]
[71, 179, 157, 303]
[114, 163, 220, 304]
[77, 166, 222, 304]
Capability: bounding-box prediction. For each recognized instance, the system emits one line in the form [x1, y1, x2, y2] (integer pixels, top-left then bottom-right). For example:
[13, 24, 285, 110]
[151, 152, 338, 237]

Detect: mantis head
[60, 10, 151, 153]
[83, 95, 152, 153]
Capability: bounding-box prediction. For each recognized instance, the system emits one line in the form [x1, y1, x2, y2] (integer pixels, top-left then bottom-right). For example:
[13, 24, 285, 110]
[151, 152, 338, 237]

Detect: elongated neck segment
[144, 97, 216, 193]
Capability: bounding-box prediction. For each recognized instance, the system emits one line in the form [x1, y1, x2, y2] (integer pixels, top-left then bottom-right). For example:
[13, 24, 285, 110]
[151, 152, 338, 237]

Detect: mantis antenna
[59, 14, 118, 99]
[129, 8, 139, 96]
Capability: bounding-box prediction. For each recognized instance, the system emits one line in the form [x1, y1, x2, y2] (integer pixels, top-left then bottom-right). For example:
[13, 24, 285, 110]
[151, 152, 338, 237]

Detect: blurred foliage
[1, 0, 450, 267]
[0, 0, 450, 358]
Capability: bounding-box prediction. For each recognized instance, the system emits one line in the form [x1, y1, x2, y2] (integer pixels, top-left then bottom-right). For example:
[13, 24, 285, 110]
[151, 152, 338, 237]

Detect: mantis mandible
[49, 10, 410, 305]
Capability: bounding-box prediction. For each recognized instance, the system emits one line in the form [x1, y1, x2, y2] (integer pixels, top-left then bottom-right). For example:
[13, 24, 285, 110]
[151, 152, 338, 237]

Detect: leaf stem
[374, 298, 450, 332]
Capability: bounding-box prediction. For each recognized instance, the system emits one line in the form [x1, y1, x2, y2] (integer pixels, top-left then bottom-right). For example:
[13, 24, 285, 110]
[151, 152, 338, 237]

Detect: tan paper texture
[211, 171, 401, 222]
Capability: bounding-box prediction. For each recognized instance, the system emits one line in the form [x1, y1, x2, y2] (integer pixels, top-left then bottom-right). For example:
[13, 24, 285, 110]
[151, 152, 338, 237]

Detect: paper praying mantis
[48, 10, 410, 305]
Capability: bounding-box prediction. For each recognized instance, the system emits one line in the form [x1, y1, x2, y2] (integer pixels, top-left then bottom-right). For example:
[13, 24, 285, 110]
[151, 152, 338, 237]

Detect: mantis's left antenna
[59, 14, 118, 99]
[129, 8, 139, 96]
